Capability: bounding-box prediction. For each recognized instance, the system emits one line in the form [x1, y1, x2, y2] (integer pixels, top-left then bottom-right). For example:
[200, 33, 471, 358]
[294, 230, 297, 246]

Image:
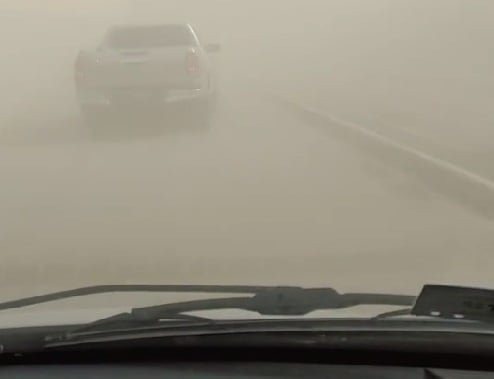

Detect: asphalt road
[1, 79, 494, 305]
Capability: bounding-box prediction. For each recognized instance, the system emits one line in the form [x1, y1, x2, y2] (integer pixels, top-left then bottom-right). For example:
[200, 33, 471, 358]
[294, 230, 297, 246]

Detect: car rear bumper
[77, 87, 210, 108]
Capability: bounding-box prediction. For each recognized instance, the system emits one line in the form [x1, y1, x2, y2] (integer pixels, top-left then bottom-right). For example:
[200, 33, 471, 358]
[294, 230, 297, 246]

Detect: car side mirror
[206, 43, 221, 53]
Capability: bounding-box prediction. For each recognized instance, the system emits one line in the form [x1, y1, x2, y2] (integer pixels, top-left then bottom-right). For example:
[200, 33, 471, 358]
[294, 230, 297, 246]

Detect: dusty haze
[1, 0, 494, 304]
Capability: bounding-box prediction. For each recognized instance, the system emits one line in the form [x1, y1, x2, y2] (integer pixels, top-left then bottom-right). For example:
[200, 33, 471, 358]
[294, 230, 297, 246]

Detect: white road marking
[281, 97, 494, 194]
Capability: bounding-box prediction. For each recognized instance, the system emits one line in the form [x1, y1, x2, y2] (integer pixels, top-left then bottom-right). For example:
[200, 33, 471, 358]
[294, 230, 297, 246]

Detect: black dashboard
[0, 362, 492, 379]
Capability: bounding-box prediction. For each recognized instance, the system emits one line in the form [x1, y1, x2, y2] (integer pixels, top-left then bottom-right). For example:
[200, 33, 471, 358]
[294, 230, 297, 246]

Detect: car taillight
[185, 50, 201, 77]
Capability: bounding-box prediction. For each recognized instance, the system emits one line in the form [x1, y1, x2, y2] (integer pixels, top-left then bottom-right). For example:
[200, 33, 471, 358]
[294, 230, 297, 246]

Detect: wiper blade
[0, 284, 414, 343]
[30, 284, 494, 346]
[128, 288, 415, 317]
[0, 285, 277, 311]
[44, 286, 415, 342]
[0, 284, 414, 313]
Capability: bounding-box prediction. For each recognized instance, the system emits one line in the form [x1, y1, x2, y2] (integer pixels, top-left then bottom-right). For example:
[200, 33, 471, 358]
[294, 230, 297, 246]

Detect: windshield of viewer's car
[1, 0, 494, 323]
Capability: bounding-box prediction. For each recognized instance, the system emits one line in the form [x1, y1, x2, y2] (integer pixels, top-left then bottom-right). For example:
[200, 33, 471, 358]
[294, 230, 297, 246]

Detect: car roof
[109, 23, 192, 31]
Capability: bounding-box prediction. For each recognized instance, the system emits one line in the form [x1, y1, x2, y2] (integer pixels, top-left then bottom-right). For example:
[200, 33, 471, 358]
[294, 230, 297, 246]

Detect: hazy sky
[1, 0, 125, 13]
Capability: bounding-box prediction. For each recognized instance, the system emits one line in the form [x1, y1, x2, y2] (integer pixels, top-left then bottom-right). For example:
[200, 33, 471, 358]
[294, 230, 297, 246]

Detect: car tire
[80, 106, 110, 135]
[81, 106, 108, 125]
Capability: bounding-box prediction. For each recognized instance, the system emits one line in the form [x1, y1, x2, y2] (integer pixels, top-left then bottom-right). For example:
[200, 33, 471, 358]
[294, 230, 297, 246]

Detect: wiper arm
[50, 287, 415, 341]
[0, 284, 414, 313]
[0, 285, 276, 311]
[33, 284, 494, 346]
[0, 284, 414, 343]
[129, 287, 415, 317]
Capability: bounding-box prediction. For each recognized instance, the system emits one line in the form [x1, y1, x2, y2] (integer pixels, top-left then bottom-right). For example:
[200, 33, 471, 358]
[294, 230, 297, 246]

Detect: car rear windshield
[106, 25, 195, 48]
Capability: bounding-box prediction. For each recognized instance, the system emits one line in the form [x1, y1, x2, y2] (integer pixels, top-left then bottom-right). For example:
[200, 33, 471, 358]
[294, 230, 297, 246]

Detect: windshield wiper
[58, 285, 494, 344]
[0, 284, 415, 315]
[0, 284, 415, 342]
[0, 285, 276, 311]
[28, 285, 413, 342]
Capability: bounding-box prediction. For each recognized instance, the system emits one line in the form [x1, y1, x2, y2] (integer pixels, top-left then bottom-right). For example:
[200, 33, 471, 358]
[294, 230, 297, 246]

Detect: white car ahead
[74, 23, 220, 125]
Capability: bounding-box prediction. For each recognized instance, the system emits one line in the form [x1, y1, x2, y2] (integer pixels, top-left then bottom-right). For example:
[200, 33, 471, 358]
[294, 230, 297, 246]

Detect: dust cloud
[1, 0, 494, 305]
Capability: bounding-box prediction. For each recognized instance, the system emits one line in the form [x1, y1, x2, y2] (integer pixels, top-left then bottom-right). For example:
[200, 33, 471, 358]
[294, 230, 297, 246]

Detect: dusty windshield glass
[1, 0, 493, 322]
